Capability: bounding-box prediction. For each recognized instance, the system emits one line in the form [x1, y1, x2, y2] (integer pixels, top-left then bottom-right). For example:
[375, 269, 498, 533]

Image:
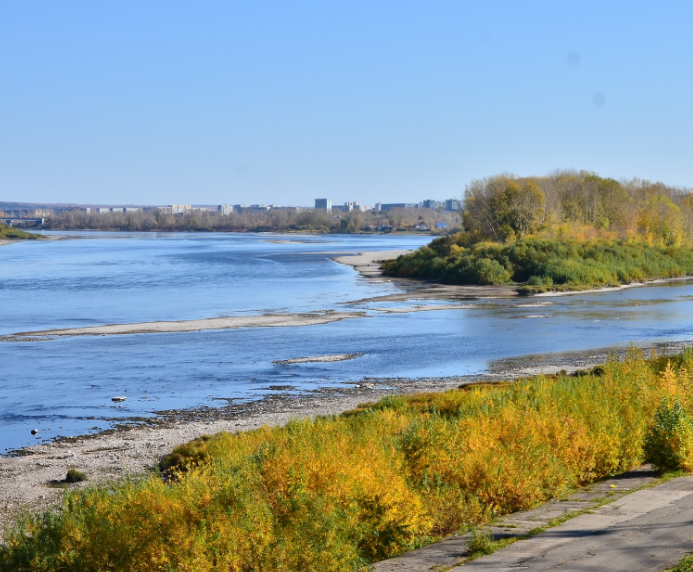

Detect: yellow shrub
[2, 349, 691, 571]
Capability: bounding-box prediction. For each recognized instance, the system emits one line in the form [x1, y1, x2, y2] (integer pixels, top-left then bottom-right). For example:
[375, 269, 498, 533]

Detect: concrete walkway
[373, 466, 693, 571]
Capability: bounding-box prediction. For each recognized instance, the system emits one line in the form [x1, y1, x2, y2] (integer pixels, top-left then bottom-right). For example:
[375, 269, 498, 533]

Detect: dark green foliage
[65, 468, 87, 483]
[668, 555, 693, 571]
[644, 397, 693, 472]
[383, 237, 693, 291]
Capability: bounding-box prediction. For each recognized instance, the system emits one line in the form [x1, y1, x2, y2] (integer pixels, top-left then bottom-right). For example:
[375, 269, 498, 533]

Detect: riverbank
[0, 234, 71, 247]
[333, 250, 521, 300]
[0, 340, 686, 537]
[4, 344, 691, 570]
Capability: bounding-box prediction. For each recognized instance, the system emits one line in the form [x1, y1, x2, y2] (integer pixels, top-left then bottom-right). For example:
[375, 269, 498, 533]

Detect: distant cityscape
[0, 197, 462, 223]
[313, 198, 461, 213]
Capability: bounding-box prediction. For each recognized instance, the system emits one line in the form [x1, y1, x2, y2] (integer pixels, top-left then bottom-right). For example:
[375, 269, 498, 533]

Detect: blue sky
[1, 1, 692, 206]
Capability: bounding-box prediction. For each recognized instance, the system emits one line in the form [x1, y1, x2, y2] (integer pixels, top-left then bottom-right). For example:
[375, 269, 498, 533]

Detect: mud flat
[2, 311, 367, 340]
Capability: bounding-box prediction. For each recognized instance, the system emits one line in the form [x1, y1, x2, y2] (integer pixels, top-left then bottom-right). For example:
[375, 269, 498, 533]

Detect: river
[1, 231, 692, 453]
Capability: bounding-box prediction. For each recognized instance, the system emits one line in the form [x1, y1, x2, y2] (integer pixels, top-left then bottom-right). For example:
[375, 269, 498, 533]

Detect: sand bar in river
[2, 311, 366, 340]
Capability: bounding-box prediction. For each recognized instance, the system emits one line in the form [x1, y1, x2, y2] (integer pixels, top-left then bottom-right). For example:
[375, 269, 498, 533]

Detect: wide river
[2, 231, 693, 453]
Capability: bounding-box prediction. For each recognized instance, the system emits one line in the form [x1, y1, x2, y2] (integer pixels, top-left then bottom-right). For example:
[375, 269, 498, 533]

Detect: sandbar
[273, 353, 363, 364]
[332, 250, 414, 280]
[369, 304, 476, 313]
[4, 311, 366, 340]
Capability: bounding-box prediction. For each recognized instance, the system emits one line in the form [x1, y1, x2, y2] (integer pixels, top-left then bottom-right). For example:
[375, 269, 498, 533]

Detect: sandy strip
[535, 276, 693, 297]
[3, 311, 367, 340]
[370, 304, 476, 313]
[350, 283, 521, 303]
[332, 250, 414, 281]
[0, 235, 71, 247]
[273, 353, 363, 364]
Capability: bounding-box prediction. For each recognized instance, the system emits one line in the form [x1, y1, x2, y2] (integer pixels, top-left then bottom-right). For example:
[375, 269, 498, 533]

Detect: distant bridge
[1, 218, 46, 227]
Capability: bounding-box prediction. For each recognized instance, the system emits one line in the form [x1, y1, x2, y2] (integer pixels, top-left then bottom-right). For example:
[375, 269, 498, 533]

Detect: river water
[1, 231, 693, 453]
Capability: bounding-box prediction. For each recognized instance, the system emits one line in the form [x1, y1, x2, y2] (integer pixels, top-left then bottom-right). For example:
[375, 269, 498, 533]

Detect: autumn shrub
[2, 348, 692, 571]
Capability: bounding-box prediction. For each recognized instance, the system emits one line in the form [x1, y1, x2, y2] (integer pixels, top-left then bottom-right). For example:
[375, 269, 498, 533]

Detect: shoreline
[333, 250, 522, 300]
[334, 249, 693, 301]
[0, 234, 73, 247]
[2, 340, 687, 534]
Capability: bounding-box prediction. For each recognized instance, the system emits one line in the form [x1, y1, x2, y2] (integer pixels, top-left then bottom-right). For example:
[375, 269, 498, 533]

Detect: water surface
[1, 232, 692, 453]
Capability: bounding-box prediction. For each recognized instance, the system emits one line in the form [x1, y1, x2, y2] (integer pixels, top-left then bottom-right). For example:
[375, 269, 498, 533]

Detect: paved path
[374, 466, 693, 571]
[463, 476, 693, 571]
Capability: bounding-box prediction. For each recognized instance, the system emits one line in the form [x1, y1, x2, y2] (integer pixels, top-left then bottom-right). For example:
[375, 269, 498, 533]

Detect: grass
[464, 529, 517, 561]
[382, 236, 693, 293]
[1, 348, 693, 571]
[668, 555, 693, 571]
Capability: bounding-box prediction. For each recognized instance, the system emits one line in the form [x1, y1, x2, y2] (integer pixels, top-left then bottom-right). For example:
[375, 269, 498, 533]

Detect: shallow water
[1, 232, 693, 453]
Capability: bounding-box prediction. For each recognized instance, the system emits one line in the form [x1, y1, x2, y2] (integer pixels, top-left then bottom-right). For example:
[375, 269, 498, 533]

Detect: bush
[644, 397, 693, 472]
[527, 275, 553, 286]
[65, 468, 87, 483]
[469, 258, 511, 285]
[466, 529, 495, 557]
[383, 236, 693, 291]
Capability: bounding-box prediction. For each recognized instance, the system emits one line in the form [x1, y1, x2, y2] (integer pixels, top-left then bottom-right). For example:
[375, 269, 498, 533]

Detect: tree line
[40, 207, 461, 234]
[463, 170, 693, 246]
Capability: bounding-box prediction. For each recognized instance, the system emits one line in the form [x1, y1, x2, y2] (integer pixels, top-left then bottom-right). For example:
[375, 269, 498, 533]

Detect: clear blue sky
[1, 1, 692, 206]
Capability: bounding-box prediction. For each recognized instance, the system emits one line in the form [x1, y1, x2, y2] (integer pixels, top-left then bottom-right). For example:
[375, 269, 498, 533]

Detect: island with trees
[383, 170, 693, 293]
[0, 225, 41, 242]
